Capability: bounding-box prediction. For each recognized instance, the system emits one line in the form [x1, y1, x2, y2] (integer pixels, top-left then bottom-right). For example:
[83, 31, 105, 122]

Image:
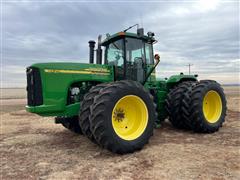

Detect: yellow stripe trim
[85, 68, 110, 73]
[44, 69, 110, 75]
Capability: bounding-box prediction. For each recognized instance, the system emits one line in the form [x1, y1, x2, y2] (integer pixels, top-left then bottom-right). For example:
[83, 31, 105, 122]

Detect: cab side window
[145, 43, 154, 65]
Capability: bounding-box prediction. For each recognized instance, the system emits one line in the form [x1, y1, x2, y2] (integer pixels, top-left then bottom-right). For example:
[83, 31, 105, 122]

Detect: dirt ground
[1, 87, 240, 180]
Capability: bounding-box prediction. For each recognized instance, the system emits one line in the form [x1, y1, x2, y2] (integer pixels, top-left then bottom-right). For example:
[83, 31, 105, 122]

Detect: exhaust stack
[96, 35, 102, 64]
[88, 40, 96, 64]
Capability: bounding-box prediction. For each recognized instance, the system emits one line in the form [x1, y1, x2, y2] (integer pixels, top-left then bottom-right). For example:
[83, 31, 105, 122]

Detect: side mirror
[154, 54, 160, 64]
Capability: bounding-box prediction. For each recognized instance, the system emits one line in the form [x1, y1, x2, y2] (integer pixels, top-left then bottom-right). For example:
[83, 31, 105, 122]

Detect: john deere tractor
[26, 27, 227, 154]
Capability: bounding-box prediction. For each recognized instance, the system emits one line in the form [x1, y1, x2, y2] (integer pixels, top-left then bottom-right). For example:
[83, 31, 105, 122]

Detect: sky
[1, 0, 239, 87]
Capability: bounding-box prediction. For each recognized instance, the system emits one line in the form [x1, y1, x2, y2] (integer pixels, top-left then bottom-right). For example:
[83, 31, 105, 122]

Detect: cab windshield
[105, 37, 153, 82]
[106, 39, 124, 67]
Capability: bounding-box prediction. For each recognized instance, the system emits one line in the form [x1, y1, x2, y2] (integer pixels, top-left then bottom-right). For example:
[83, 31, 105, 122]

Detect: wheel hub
[113, 108, 125, 122]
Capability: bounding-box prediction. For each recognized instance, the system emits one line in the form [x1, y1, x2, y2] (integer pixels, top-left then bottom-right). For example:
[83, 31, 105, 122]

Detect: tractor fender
[166, 74, 197, 89]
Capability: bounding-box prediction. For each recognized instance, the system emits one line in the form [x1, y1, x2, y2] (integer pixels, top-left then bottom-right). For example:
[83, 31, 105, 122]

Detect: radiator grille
[26, 67, 43, 106]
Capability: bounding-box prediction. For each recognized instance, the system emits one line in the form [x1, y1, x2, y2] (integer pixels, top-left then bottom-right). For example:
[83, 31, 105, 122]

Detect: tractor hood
[30, 62, 113, 76]
[30, 62, 114, 84]
[26, 62, 114, 116]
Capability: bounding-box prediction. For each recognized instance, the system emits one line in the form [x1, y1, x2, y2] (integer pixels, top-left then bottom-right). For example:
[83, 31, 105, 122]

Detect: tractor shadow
[36, 128, 115, 157]
[151, 117, 236, 147]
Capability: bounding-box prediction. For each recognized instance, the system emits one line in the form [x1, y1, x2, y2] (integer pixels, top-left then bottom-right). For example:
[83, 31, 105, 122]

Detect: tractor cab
[90, 28, 157, 83]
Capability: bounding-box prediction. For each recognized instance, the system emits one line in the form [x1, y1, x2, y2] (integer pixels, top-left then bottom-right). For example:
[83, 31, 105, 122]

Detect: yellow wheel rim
[112, 95, 148, 141]
[203, 90, 222, 123]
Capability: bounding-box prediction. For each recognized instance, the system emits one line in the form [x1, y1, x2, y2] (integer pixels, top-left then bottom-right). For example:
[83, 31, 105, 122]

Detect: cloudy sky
[1, 0, 239, 87]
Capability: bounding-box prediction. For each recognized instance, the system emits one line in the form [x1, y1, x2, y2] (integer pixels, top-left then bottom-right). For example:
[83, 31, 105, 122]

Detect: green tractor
[26, 27, 227, 154]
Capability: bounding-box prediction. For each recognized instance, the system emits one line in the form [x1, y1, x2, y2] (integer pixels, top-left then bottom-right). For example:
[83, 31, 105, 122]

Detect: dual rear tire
[166, 80, 227, 133]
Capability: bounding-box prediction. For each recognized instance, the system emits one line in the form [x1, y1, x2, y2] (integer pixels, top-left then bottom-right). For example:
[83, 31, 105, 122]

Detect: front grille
[26, 67, 43, 106]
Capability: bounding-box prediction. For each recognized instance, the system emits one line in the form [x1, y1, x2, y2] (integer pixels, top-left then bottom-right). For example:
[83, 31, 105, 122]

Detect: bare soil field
[1, 87, 240, 180]
[1, 88, 26, 99]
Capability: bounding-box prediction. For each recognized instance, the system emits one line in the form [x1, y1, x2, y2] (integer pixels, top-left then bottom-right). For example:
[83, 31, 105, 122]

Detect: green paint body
[26, 62, 114, 116]
[26, 62, 197, 119]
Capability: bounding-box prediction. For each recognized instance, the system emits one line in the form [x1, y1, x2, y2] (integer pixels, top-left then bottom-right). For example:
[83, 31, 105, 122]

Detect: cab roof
[101, 31, 154, 46]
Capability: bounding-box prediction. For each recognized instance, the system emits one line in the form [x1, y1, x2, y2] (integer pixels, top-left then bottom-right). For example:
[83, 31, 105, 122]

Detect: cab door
[125, 38, 146, 83]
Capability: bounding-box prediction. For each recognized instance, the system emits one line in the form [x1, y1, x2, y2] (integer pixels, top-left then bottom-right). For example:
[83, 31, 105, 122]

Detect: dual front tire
[56, 116, 82, 134]
[79, 80, 157, 154]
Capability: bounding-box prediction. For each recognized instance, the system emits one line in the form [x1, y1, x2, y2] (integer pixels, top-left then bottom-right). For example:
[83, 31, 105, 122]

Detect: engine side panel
[26, 62, 114, 117]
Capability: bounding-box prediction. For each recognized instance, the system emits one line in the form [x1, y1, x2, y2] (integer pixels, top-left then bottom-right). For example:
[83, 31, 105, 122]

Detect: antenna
[123, 24, 139, 32]
[140, 13, 143, 28]
[186, 63, 194, 75]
